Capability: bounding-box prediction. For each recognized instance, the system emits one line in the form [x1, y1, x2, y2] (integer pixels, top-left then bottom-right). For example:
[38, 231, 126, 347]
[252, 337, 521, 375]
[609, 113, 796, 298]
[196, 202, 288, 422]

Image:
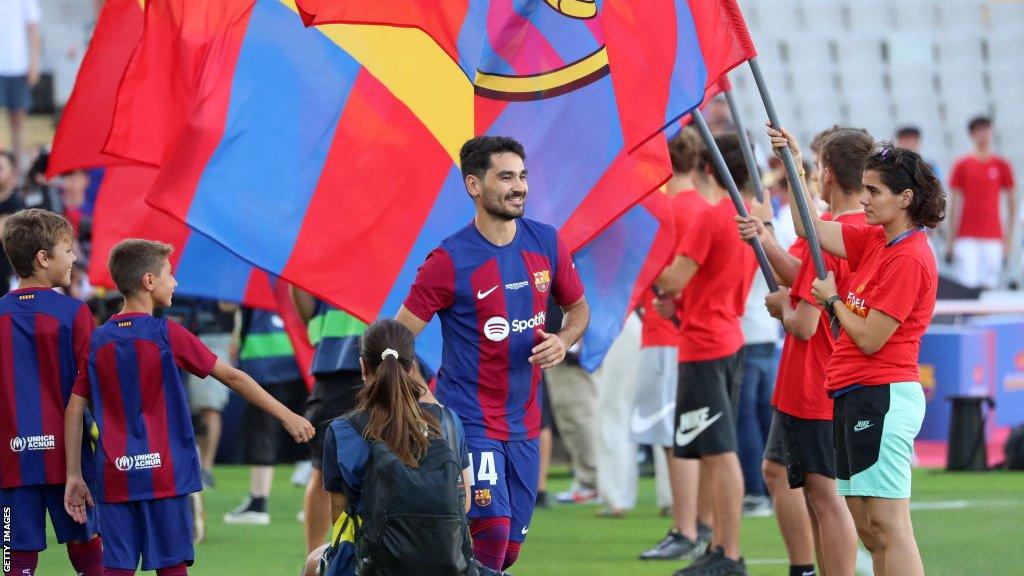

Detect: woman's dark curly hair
[864, 144, 946, 228]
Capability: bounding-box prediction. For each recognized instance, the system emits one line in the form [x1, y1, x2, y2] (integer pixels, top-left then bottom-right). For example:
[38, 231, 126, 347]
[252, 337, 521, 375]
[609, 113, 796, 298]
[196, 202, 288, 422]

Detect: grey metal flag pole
[747, 57, 827, 279]
[748, 57, 839, 336]
[724, 87, 765, 204]
[691, 110, 779, 293]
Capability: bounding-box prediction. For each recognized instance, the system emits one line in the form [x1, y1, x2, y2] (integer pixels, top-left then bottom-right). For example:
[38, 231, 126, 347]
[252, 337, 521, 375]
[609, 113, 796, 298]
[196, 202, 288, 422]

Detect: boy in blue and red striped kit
[63, 239, 315, 575]
[0, 208, 103, 576]
[397, 136, 590, 571]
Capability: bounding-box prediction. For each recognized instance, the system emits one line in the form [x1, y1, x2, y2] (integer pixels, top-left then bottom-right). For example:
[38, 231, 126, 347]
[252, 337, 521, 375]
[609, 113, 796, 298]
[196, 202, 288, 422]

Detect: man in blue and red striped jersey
[397, 136, 590, 572]
[63, 239, 314, 576]
[0, 208, 103, 576]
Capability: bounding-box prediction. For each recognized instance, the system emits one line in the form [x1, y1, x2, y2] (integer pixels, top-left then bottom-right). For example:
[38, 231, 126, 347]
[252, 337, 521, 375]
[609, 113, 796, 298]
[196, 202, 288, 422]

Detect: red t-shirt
[641, 190, 710, 348]
[676, 199, 757, 362]
[774, 212, 867, 419]
[949, 155, 1015, 239]
[824, 225, 937, 392]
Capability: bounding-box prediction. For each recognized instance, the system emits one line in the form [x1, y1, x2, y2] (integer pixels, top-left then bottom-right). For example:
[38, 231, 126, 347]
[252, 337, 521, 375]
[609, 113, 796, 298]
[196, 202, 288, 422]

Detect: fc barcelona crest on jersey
[474, 488, 493, 507]
[533, 270, 551, 293]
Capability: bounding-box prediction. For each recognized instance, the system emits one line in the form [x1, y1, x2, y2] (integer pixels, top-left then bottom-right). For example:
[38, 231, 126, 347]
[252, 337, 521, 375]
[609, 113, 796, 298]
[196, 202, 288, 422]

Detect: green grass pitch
[33, 467, 1024, 575]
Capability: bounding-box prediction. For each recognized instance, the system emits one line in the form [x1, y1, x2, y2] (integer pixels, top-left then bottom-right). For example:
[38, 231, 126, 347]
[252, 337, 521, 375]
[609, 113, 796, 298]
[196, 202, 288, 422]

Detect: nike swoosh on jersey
[477, 285, 499, 300]
[675, 412, 723, 447]
[630, 403, 677, 435]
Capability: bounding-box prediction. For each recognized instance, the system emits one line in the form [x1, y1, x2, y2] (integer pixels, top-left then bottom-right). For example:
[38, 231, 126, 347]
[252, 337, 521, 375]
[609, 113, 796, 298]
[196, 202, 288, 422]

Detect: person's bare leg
[701, 452, 743, 560]
[805, 473, 857, 576]
[537, 427, 552, 499]
[806, 493, 827, 576]
[251, 465, 274, 498]
[198, 409, 222, 472]
[8, 110, 25, 167]
[669, 450, 700, 539]
[863, 497, 923, 576]
[763, 460, 815, 567]
[304, 468, 332, 554]
[697, 461, 714, 532]
[846, 497, 885, 576]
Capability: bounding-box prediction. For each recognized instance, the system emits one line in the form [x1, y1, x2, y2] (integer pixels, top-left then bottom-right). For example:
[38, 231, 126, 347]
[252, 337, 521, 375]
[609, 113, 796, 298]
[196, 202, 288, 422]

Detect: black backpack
[347, 406, 475, 576]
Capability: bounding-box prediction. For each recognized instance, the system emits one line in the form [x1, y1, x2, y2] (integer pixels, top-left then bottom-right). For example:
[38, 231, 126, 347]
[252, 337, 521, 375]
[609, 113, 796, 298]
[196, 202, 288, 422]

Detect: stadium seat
[847, 0, 895, 32]
[797, 0, 845, 33]
[937, 0, 986, 32]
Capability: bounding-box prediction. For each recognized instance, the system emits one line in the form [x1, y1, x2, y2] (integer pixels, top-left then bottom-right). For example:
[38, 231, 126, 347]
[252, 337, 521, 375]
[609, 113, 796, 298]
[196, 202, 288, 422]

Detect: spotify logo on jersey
[483, 317, 511, 342]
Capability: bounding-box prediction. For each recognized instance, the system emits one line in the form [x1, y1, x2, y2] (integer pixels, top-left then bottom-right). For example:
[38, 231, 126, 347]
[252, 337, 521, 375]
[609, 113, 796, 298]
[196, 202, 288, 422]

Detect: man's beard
[482, 190, 526, 221]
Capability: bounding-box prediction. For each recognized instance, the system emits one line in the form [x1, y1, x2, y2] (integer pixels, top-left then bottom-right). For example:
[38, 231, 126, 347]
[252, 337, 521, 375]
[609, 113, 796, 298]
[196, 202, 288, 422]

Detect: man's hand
[530, 329, 566, 369]
[766, 124, 803, 166]
[764, 287, 791, 321]
[811, 271, 838, 307]
[736, 215, 769, 244]
[652, 295, 677, 319]
[64, 475, 94, 524]
[281, 413, 315, 444]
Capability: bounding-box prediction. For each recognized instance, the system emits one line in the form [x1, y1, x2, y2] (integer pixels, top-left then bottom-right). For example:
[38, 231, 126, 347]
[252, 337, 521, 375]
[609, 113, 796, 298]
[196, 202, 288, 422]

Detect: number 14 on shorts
[468, 452, 499, 486]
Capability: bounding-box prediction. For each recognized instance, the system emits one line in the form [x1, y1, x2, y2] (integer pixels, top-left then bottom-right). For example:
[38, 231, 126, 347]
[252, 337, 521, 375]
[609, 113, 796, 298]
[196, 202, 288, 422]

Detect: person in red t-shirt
[655, 134, 758, 575]
[634, 128, 713, 562]
[771, 130, 944, 576]
[947, 116, 1016, 289]
[740, 128, 872, 576]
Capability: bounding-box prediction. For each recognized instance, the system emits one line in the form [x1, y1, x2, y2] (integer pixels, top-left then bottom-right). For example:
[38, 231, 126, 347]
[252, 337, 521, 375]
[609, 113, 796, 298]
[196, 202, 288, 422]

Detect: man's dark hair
[967, 116, 991, 134]
[895, 126, 921, 140]
[820, 127, 874, 192]
[668, 128, 704, 175]
[459, 136, 526, 180]
[109, 239, 173, 296]
[810, 125, 843, 155]
[699, 133, 749, 192]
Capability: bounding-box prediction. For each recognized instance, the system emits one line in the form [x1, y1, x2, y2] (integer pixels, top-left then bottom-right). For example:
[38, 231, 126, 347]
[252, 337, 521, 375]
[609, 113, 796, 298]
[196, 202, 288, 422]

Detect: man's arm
[63, 394, 94, 524]
[655, 255, 699, 295]
[395, 305, 429, 337]
[530, 296, 589, 369]
[946, 188, 960, 262]
[289, 286, 317, 324]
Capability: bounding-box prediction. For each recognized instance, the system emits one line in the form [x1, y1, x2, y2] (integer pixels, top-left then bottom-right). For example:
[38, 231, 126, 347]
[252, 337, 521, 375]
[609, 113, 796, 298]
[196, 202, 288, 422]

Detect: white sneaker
[223, 497, 271, 525]
[555, 484, 599, 504]
[291, 460, 313, 487]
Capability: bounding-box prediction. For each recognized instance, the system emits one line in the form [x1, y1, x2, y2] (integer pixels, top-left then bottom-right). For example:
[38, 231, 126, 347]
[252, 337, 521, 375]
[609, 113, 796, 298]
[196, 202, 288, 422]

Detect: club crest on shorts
[533, 270, 551, 293]
[474, 488, 493, 507]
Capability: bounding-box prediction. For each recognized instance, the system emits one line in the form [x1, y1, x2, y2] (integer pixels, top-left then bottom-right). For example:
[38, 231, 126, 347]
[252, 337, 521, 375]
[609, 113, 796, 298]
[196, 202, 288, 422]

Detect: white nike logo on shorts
[675, 409, 723, 447]
[521, 526, 529, 535]
[853, 420, 874, 432]
[477, 286, 499, 300]
[630, 403, 676, 435]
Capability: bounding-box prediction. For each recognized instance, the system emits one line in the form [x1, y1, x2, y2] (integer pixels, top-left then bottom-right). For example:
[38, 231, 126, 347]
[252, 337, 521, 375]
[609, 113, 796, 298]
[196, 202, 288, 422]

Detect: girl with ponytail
[314, 319, 478, 576]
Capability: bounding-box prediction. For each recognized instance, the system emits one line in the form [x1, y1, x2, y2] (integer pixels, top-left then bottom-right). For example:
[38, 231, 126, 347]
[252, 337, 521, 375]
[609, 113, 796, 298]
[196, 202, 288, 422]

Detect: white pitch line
[910, 499, 1024, 511]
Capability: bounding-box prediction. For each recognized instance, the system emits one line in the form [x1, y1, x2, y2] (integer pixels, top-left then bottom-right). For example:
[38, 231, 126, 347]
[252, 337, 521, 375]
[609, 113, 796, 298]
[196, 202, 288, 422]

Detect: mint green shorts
[833, 382, 925, 499]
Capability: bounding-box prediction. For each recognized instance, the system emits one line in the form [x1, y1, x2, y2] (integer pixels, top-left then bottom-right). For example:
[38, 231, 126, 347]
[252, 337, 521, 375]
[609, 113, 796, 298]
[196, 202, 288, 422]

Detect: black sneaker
[697, 522, 713, 544]
[639, 528, 707, 560]
[674, 547, 747, 576]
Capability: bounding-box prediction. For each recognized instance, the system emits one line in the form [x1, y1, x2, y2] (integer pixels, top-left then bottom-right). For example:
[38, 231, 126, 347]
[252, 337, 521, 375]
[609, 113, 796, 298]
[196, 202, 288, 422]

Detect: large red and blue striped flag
[48, 0, 274, 309]
[124, 0, 703, 322]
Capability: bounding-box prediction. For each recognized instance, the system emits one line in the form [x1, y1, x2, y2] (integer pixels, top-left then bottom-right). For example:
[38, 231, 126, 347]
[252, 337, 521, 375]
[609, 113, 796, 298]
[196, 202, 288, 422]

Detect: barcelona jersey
[403, 219, 584, 441]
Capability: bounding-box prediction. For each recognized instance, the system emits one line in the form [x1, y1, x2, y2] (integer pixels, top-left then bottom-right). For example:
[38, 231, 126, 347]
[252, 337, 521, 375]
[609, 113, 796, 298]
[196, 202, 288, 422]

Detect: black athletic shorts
[242, 379, 309, 466]
[779, 411, 835, 488]
[306, 371, 363, 469]
[762, 409, 785, 464]
[673, 351, 743, 459]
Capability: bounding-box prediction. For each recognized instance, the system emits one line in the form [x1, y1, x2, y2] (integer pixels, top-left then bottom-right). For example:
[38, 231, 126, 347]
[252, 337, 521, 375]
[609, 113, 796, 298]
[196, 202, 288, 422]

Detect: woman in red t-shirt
[771, 129, 945, 576]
